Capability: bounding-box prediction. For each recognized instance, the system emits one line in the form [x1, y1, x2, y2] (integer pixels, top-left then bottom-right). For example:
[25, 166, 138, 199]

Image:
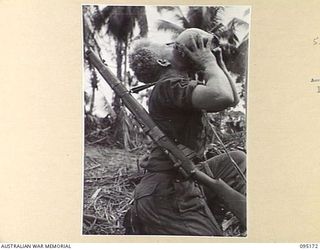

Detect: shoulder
[152, 77, 200, 96]
[150, 77, 201, 111]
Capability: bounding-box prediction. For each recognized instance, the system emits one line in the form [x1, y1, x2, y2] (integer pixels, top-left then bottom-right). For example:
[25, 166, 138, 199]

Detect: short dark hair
[129, 39, 170, 83]
[129, 47, 162, 83]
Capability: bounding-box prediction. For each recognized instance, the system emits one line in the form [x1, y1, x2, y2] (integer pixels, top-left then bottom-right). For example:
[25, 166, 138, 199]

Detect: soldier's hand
[175, 35, 217, 70]
[139, 153, 149, 169]
[212, 47, 227, 70]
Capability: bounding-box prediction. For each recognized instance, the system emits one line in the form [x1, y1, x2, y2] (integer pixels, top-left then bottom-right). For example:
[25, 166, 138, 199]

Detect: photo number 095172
[82, 5, 250, 236]
[300, 244, 319, 249]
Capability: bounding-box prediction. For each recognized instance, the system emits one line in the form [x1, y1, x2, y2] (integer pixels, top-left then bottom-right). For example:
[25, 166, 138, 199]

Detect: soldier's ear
[157, 59, 171, 67]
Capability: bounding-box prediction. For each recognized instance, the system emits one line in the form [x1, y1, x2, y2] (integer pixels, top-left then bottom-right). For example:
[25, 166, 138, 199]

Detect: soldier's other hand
[212, 47, 226, 70]
[139, 153, 149, 169]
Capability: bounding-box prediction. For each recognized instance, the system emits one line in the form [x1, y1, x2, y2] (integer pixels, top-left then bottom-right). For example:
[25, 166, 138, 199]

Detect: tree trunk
[111, 41, 125, 148]
[123, 40, 128, 85]
[89, 87, 95, 114]
[89, 68, 98, 114]
[113, 41, 123, 115]
[136, 7, 148, 37]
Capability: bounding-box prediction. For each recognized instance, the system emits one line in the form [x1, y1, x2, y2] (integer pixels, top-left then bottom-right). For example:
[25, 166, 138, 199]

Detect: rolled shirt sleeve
[150, 78, 200, 112]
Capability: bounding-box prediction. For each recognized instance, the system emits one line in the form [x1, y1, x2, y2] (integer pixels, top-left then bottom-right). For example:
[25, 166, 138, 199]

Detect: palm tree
[92, 5, 148, 116]
[93, 6, 148, 83]
[83, 6, 103, 117]
[156, 6, 223, 37]
[91, 6, 148, 148]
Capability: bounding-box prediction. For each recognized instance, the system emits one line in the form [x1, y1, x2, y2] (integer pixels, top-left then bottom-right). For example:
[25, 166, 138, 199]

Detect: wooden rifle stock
[85, 49, 246, 227]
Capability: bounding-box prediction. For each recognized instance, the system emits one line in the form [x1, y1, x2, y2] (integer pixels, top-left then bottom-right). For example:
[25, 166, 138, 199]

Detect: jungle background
[82, 5, 250, 236]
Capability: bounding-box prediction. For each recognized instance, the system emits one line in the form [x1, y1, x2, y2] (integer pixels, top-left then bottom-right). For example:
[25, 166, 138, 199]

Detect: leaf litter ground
[83, 140, 246, 236]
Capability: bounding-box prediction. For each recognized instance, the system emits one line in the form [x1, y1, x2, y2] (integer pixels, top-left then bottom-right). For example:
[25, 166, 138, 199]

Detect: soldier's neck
[159, 68, 188, 80]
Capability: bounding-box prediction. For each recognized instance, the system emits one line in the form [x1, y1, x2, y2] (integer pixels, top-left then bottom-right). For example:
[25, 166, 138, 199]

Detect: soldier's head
[129, 39, 173, 83]
[129, 29, 218, 83]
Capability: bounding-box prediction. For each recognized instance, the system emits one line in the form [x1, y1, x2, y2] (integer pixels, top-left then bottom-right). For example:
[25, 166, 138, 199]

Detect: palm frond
[205, 6, 224, 26]
[92, 6, 113, 31]
[156, 19, 185, 34]
[187, 6, 224, 31]
[238, 38, 248, 52]
[187, 7, 204, 29]
[210, 23, 224, 35]
[175, 14, 190, 29]
[215, 17, 249, 47]
[243, 8, 250, 17]
[242, 33, 249, 43]
[156, 6, 177, 13]
[230, 34, 239, 44]
[106, 7, 136, 42]
[228, 17, 249, 29]
[219, 29, 239, 46]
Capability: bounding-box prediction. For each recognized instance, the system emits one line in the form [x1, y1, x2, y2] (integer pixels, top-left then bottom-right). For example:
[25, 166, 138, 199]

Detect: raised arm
[178, 36, 237, 112]
[212, 47, 240, 107]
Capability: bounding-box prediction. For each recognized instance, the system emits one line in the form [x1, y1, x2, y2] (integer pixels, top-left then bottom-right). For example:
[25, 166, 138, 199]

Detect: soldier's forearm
[220, 65, 240, 107]
[204, 63, 234, 104]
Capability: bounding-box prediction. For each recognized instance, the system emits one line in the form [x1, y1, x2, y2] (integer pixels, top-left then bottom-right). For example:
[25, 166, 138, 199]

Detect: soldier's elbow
[230, 97, 240, 107]
[205, 96, 234, 112]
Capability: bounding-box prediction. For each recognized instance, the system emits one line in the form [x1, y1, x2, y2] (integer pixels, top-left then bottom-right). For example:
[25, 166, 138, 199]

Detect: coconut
[175, 28, 214, 50]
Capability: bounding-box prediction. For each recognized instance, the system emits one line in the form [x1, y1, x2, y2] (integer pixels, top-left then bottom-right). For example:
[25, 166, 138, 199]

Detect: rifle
[85, 49, 246, 227]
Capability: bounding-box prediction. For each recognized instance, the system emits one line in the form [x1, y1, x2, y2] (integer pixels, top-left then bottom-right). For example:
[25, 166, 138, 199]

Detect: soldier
[127, 28, 246, 235]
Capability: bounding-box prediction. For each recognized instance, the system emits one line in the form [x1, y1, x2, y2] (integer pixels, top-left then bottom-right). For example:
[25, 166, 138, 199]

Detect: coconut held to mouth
[173, 28, 221, 71]
[175, 28, 220, 52]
